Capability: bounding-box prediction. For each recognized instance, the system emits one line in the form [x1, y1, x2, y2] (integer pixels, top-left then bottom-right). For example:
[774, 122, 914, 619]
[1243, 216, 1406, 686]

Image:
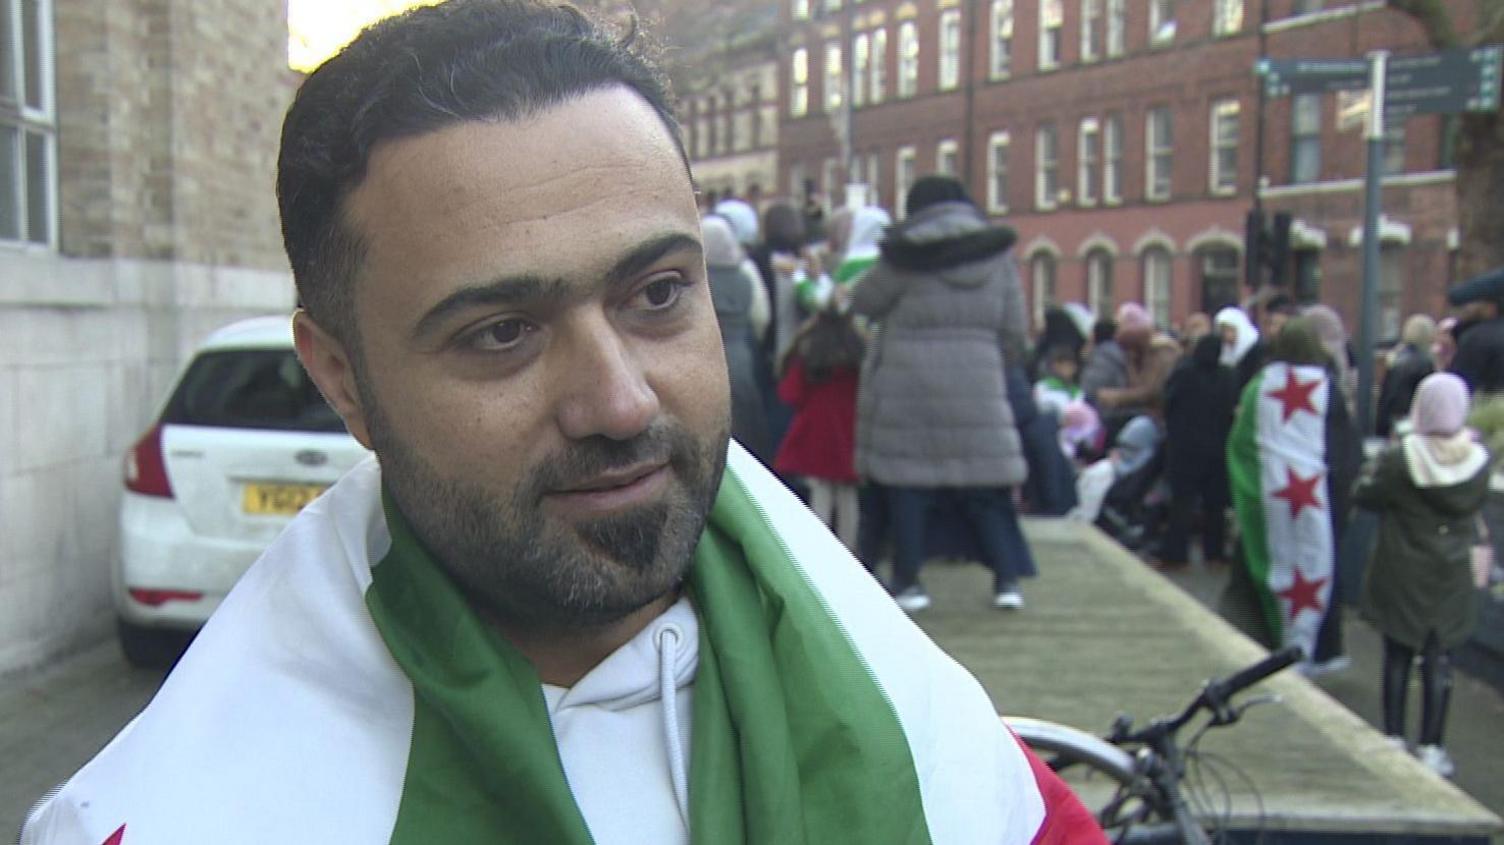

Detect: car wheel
[116, 619, 190, 669]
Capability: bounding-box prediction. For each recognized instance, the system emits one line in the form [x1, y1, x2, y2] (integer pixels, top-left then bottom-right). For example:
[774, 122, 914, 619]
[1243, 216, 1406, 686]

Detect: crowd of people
[702, 181, 1504, 779]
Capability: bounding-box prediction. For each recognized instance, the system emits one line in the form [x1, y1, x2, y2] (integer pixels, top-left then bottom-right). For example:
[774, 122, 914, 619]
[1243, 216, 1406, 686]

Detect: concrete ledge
[913, 518, 1502, 840]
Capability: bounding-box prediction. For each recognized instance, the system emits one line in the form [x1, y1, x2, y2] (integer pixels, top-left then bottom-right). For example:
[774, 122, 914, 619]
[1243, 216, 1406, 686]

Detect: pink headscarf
[1410, 372, 1470, 436]
[1116, 302, 1152, 334]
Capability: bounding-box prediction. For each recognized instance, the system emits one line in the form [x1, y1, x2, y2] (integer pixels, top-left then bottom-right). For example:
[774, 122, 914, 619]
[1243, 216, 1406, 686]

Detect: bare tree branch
[1387, 0, 1459, 48]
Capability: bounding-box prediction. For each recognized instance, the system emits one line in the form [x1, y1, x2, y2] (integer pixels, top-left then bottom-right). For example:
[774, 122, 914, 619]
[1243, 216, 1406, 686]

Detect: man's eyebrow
[411, 231, 702, 342]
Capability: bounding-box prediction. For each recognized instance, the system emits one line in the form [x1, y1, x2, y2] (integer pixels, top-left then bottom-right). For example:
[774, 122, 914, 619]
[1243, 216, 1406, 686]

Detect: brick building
[0, 0, 298, 672]
[776, 0, 1479, 333]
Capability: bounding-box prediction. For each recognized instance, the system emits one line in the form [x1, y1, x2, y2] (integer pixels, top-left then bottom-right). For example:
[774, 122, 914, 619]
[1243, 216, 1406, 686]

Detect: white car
[116, 316, 368, 666]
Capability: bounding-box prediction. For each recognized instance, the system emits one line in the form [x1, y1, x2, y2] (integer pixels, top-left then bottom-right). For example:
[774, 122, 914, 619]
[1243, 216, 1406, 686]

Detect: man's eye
[466, 318, 534, 351]
[638, 277, 685, 310]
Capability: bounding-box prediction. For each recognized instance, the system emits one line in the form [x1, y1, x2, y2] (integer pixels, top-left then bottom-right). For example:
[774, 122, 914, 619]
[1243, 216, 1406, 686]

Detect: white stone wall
[0, 251, 293, 674]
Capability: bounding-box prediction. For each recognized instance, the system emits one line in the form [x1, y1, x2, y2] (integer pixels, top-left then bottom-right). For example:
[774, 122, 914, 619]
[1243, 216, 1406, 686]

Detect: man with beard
[21, 2, 1100, 844]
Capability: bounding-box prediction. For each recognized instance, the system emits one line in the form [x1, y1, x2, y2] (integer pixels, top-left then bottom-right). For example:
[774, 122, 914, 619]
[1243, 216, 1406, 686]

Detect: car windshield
[164, 348, 347, 433]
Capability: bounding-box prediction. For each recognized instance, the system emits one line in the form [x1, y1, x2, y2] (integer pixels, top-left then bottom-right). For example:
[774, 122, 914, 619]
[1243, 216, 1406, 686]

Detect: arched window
[1085, 248, 1114, 317]
[1031, 252, 1057, 329]
[1196, 244, 1241, 317]
[1141, 246, 1172, 328]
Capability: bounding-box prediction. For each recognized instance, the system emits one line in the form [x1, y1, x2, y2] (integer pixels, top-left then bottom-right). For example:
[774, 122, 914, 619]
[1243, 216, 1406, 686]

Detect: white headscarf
[1214, 307, 1259, 367]
[701, 215, 744, 269]
[714, 199, 759, 246]
[843, 206, 892, 262]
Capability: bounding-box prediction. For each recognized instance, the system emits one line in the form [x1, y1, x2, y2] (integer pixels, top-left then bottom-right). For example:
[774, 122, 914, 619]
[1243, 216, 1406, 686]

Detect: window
[1210, 98, 1239, 195]
[1291, 93, 1321, 183]
[167, 350, 346, 434]
[1081, 0, 1102, 63]
[1380, 248, 1403, 341]
[1078, 118, 1100, 206]
[1150, 0, 1176, 45]
[824, 41, 844, 113]
[898, 22, 919, 98]
[758, 105, 777, 147]
[867, 151, 881, 207]
[695, 116, 710, 158]
[790, 49, 809, 117]
[792, 0, 809, 20]
[789, 161, 807, 199]
[1031, 253, 1057, 329]
[733, 110, 751, 153]
[853, 33, 870, 107]
[1086, 249, 1115, 317]
[871, 27, 888, 103]
[1213, 0, 1244, 35]
[1383, 123, 1406, 176]
[717, 100, 730, 155]
[895, 145, 916, 217]
[2, 0, 55, 246]
[1142, 247, 1173, 328]
[1039, 0, 1063, 70]
[1035, 124, 1059, 210]
[1293, 0, 1323, 13]
[936, 139, 959, 177]
[1146, 106, 1172, 200]
[990, 0, 1014, 78]
[1106, 0, 1125, 57]
[939, 9, 962, 91]
[987, 131, 1010, 213]
[1198, 246, 1241, 316]
[1103, 114, 1123, 203]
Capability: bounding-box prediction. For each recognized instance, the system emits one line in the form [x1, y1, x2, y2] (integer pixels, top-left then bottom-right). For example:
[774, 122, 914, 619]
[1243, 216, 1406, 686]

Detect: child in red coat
[774, 309, 864, 549]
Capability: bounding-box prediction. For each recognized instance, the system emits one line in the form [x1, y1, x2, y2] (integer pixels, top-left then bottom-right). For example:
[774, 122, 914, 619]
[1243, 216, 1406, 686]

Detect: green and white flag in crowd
[1227, 362, 1335, 659]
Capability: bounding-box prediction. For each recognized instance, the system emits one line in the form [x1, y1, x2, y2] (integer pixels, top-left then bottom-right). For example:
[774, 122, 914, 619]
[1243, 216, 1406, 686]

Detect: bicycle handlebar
[1205, 645, 1304, 703]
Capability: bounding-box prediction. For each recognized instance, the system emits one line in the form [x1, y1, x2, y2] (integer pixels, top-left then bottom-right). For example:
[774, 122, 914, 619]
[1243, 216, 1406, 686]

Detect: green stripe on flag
[1227, 372, 1284, 645]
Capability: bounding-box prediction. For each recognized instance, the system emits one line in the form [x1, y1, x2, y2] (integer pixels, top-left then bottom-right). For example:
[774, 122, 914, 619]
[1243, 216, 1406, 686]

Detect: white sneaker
[1297, 655, 1353, 679]
[992, 590, 1024, 610]
[894, 586, 931, 613]
[1417, 744, 1455, 778]
[1382, 735, 1407, 752]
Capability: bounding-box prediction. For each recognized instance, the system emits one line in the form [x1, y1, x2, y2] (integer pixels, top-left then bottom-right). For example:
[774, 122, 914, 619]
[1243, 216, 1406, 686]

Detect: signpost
[1255, 45, 1503, 437]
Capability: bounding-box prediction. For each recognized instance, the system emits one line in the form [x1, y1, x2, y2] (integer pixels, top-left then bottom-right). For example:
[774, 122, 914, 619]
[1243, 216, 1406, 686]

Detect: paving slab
[913, 519, 1503, 841]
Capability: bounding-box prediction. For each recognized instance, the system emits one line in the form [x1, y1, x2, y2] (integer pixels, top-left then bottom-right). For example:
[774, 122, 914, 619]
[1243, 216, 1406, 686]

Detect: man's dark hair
[1092, 319, 1118, 345]
[276, 0, 685, 349]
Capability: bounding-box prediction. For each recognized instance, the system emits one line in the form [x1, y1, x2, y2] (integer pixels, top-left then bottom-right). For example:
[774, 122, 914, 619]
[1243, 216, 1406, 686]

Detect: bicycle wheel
[1005, 717, 1177, 843]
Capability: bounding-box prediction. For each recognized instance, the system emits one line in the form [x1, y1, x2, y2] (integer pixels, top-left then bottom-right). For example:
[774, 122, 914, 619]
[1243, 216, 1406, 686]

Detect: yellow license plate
[242, 483, 327, 515]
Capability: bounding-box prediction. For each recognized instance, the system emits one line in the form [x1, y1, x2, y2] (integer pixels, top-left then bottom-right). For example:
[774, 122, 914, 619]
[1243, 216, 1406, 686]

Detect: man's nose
[554, 316, 660, 442]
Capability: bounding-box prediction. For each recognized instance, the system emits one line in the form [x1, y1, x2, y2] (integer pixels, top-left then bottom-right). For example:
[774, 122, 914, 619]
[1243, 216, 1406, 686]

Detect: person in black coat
[1159, 334, 1237, 565]
[1375, 315, 1435, 438]
[1447, 265, 1504, 395]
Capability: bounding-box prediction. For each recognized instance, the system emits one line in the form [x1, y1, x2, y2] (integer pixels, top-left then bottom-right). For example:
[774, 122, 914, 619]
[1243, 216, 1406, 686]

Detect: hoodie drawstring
[655, 623, 690, 826]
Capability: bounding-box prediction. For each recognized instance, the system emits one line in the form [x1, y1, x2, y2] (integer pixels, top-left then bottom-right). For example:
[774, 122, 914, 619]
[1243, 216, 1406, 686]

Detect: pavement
[1, 519, 1501, 841]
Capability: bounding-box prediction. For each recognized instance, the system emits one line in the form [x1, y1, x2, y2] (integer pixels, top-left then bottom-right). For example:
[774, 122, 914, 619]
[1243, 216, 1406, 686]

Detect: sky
[287, 0, 443, 72]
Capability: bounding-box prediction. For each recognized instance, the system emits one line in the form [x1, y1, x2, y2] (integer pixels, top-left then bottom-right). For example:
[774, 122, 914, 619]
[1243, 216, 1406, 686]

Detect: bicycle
[1007, 645, 1304, 844]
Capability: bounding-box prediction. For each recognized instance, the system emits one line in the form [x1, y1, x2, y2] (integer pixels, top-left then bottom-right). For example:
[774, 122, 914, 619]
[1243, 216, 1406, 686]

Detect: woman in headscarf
[1303, 304, 1355, 409]
[1225, 317, 1362, 675]
[1215, 306, 1262, 391]
[1355, 373, 1491, 776]
[798, 205, 892, 312]
[850, 175, 1034, 612]
[702, 215, 773, 461]
[1376, 314, 1437, 438]
[1161, 333, 1238, 566]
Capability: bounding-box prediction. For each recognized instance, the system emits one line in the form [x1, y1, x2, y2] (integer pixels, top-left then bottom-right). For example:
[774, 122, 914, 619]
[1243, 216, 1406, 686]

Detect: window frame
[936, 138, 959, 177]
[1035, 123, 1059, 211]
[1031, 252, 1058, 329]
[1078, 117, 1100, 207]
[1080, 0, 1102, 64]
[1, 0, 57, 249]
[1209, 98, 1240, 195]
[898, 21, 919, 98]
[938, 8, 962, 91]
[871, 26, 888, 103]
[986, 130, 1010, 214]
[990, 0, 1014, 79]
[895, 144, 917, 218]
[1142, 246, 1173, 329]
[1106, 0, 1125, 57]
[792, 0, 810, 21]
[1086, 248, 1115, 317]
[1145, 106, 1173, 201]
[1150, 0, 1176, 46]
[824, 40, 844, 114]
[1039, 0, 1063, 71]
[1290, 92, 1322, 184]
[1213, 0, 1244, 36]
[790, 48, 810, 118]
[852, 32, 870, 107]
[1103, 113, 1123, 204]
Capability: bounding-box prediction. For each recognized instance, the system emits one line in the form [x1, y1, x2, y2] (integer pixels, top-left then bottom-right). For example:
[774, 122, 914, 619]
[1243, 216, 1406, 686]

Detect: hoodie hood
[879, 201, 1016, 282]
[1401, 431, 1490, 496]
[1215, 307, 1259, 366]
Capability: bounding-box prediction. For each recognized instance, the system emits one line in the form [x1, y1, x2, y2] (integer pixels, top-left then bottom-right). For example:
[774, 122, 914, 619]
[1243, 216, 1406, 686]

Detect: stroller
[1094, 417, 1170, 554]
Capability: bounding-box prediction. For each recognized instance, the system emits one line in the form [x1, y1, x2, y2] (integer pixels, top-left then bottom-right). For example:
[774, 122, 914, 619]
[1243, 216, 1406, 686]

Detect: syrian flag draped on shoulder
[22, 444, 1101, 844]
[1227, 362, 1334, 658]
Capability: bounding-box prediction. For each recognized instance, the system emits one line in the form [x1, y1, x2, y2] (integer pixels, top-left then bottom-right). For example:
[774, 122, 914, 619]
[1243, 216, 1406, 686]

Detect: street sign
[1258, 46, 1503, 120]
[1257, 57, 1367, 98]
[1383, 45, 1502, 121]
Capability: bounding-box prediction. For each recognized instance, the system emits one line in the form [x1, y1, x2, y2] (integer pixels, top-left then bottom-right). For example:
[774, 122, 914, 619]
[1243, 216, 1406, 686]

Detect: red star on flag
[101, 825, 126, 845]
[1278, 567, 1329, 621]
[1272, 467, 1324, 520]
[1267, 371, 1321, 422]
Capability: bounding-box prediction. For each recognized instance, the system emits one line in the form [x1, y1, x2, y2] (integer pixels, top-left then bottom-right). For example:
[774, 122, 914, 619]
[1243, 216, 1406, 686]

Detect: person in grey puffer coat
[849, 175, 1035, 612]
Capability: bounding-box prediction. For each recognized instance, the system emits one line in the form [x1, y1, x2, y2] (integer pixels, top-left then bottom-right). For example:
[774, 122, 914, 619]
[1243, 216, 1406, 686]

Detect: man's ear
[293, 310, 374, 450]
